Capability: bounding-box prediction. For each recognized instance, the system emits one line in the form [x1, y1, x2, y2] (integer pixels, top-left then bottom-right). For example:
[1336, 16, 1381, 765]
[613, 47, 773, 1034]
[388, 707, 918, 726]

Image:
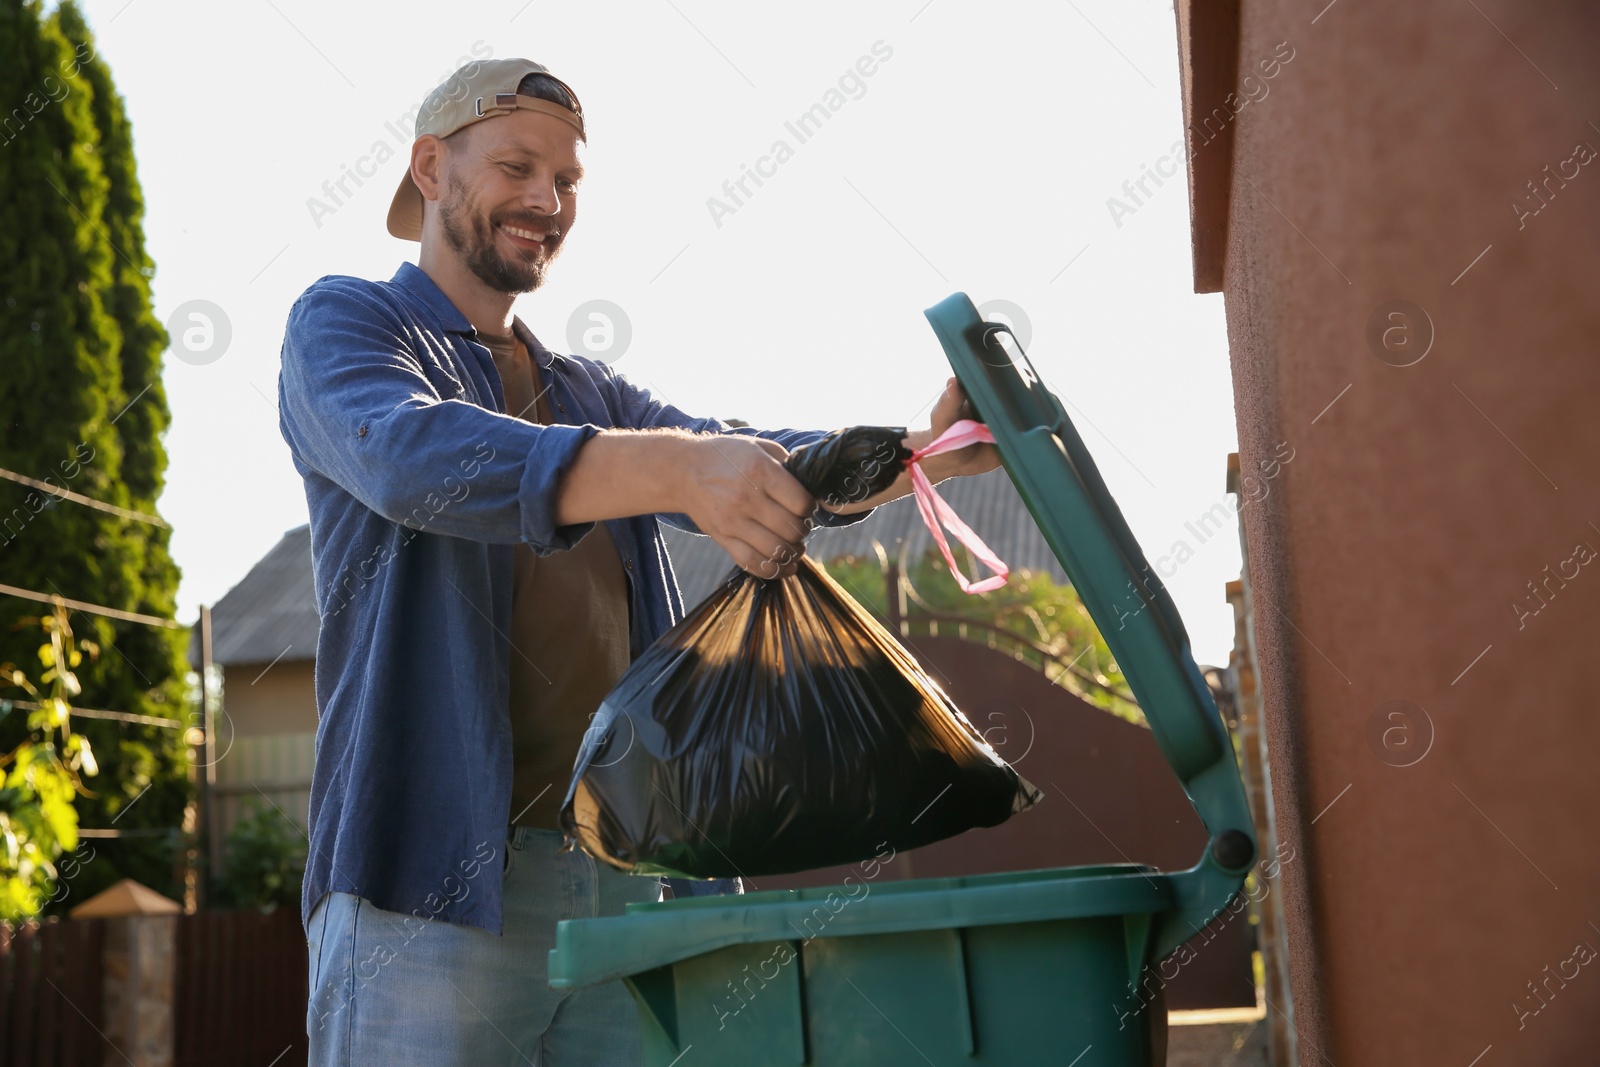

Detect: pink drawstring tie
[906, 420, 1009, 594]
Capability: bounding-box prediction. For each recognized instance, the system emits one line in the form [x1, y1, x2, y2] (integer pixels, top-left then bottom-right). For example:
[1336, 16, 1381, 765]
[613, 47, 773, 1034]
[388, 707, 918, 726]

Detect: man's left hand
[918, 376, 1002, 481]
[819, 378, 1002, 516]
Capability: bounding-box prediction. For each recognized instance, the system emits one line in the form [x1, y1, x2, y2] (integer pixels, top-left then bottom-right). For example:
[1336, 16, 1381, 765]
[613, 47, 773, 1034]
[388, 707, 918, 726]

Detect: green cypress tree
[49, 1, 190, 909]
[0, 0, 189, 909]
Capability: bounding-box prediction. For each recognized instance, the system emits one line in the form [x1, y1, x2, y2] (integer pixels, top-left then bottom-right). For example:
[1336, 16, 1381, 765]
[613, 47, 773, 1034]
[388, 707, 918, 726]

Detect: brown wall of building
[220, 660, 317, 738]
[1216, 2, 1600, 1062]
[212, 660, 318, 841]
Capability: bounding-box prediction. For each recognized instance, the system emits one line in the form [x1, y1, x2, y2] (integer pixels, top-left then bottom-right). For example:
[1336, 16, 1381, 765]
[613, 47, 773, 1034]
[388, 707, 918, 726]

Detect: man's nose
[519, 175, 561, 216]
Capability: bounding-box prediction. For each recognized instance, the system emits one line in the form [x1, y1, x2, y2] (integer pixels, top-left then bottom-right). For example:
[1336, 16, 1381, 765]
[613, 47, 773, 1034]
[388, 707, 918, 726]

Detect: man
[278, 57, 997, 1066]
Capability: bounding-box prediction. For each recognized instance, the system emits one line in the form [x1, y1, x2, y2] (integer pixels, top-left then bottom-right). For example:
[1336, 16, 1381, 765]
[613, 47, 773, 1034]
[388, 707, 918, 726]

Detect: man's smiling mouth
[498, 222, 556, 250]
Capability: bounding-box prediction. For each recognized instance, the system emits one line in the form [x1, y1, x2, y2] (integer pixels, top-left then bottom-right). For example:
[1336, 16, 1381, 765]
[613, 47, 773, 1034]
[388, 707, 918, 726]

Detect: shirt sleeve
[600, 365, 879, 536]
[278, 280, 598, 553]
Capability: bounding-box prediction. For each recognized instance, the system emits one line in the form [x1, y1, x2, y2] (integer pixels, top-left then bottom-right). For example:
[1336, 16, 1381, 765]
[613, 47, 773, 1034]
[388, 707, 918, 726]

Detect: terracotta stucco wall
[1217, 1, 1600, 1062]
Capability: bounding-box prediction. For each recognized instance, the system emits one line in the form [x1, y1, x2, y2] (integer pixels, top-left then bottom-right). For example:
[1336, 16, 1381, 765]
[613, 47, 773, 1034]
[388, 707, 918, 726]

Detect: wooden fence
[1, 908, 307, 1067]
[0, 918, 108, 1067]
[175, 908, 307, 1067]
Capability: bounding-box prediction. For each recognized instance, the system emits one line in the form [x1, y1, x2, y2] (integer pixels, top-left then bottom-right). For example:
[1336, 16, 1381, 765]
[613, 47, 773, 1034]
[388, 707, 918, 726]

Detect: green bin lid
[923, 293, 1256, 886]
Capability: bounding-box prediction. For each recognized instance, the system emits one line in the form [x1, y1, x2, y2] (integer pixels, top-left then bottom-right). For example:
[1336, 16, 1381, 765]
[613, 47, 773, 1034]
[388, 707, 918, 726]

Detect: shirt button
[624, 558, 633, 571]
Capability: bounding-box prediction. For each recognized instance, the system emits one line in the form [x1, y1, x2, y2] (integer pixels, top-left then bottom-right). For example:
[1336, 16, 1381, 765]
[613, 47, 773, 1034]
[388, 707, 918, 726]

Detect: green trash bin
[548, 293, 1258, 1065]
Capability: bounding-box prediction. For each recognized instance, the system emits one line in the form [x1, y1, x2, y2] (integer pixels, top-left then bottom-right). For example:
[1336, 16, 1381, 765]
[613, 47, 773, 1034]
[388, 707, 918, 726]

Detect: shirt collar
[510, 317, 562, 372]
[391, 261, 564, 371]
[390, 261, 475, 335]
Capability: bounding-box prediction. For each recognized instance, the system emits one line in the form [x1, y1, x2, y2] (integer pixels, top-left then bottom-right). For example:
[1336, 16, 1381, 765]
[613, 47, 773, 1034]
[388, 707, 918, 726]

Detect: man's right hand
[679, 436, 815, 579]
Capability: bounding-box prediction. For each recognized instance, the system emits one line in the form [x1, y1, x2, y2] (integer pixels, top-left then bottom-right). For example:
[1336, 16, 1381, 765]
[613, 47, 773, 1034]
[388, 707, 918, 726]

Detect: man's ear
[412, 134, 448, 203]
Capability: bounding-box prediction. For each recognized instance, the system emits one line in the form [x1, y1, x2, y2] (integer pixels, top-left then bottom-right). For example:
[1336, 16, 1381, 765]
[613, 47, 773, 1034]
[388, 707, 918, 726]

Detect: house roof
[188, 524, 320, 669]
[195, 469, 1069, 668]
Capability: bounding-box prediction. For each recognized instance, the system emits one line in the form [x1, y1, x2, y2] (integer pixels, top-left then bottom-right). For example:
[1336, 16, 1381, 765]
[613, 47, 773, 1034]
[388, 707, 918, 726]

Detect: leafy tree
[824, 547, 1142, 724]
[208, 798, 307, 913]
[0, 606, 99, 921]
[0, 0, 190, 911]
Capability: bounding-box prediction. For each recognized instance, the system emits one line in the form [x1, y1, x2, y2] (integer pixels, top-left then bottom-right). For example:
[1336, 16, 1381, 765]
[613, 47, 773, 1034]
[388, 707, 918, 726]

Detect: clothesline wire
[0, 697, 185, 731]
[0, 586, 191, 726]
[0, 464, 169, 528]
[0, 580, 186, 630]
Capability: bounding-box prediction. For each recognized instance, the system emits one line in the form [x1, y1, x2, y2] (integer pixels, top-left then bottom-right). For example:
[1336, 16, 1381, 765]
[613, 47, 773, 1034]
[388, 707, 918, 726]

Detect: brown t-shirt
[479, 327, 632, 829]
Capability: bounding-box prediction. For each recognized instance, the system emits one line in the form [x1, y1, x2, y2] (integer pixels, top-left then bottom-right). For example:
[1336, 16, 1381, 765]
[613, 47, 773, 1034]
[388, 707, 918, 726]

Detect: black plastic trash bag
[560, 426, 1042, 879]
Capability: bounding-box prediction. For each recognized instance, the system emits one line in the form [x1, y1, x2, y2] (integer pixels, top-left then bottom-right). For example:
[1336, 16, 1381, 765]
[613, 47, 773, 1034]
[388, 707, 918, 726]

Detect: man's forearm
[556, 425, 952, 526]
[552, 428, 697, 526]
[555, 428, 819, 577]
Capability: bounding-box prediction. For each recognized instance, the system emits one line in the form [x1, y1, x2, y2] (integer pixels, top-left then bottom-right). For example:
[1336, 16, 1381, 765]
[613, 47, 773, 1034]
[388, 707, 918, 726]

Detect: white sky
[81, 0, 1243, 665]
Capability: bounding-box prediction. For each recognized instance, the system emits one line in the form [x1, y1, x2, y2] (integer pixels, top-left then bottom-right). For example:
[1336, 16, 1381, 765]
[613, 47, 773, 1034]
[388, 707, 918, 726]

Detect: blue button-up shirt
[278, 261, 869, 934]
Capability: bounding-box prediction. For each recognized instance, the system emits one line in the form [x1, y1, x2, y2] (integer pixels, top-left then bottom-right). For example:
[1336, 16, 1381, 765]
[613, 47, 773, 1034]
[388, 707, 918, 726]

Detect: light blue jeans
[305, 827, 662, 1066]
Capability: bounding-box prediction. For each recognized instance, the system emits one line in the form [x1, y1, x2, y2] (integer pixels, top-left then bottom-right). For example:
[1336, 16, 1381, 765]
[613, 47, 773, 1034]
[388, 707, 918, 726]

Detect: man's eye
[501, 163, 528, 177]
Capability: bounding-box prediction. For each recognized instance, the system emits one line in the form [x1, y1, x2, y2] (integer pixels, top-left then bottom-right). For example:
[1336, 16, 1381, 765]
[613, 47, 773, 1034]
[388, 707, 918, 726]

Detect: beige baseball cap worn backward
[386, 58, 586, 242]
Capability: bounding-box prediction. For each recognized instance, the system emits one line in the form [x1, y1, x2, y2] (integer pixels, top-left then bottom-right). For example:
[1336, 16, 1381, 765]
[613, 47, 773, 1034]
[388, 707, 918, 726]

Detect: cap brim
[387, 169, 424, 242]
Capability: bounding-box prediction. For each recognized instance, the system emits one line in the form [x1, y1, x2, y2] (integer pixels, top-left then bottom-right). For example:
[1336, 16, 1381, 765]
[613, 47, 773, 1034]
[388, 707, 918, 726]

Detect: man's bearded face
[438, 169, 566, 294]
